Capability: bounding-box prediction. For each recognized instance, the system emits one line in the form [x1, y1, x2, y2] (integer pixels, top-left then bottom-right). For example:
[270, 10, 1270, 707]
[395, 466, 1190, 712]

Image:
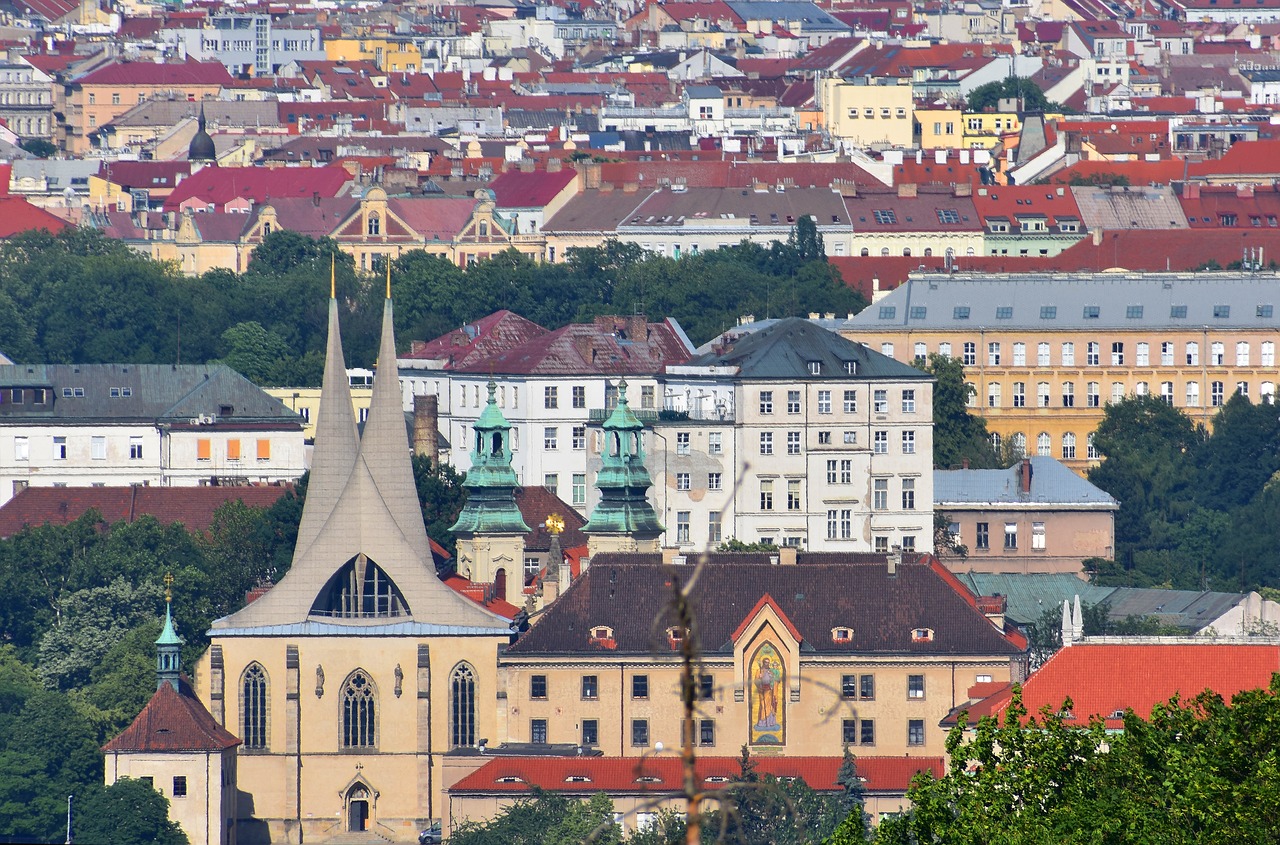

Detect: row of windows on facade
[989, 431, 1096, 461]
[899, 339, 1278, 369]
[524, 671, 939, 707]
[238, 662, 483, 751]
[974, 379, 1273, 411]
[1, 385, 131, 405]
[12, 435, 273, 462]
[892, 303, 1272, 324]
[541, 715, 927, 750]
[757, 388, 916, 415]
[966, 521, 1048, 552]
[671, 511, 911, 553]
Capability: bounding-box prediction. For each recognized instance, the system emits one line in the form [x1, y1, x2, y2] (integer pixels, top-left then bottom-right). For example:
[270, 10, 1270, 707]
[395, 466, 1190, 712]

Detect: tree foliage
[74, 778, 188, 845]
[966, 77, 1057, 113]
[913, 354, 1003, 469]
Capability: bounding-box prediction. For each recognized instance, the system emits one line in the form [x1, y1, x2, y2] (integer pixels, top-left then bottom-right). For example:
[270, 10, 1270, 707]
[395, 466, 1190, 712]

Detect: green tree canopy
[73, 778, 188, 845]
[913, 354, 1002, 469]
[966, 76, 1056, 113]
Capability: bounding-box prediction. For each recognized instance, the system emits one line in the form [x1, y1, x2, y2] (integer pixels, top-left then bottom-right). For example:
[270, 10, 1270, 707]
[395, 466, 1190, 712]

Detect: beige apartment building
[845, 272, 1280, 472]
[821, 76, 915, 148]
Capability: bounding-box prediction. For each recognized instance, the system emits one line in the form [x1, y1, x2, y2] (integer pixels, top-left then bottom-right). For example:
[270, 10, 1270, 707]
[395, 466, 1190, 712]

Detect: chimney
[1061, 599, 1073, 646]
[1019, 457, 1033, 494]
[547, 157, 563, 173]
[897, 182, 918, 198]
[412, 394, 440, 458]
[887, 544, 901, 577]
[582, 160, 602, 189]
[312, 191, 320, 207]
[976, 594, 1007, 630]
[778, 545, 797, 565]
[1183, 182, 1201, 199]
[953, 182, 972, 197]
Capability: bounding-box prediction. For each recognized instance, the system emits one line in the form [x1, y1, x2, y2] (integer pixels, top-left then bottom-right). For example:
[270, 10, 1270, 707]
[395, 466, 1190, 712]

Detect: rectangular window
[581, 675, 598, 699]
[572, 385, 586, 408]
[759, 480, 773, 511]
[908, 720, 925, 746]
[707, 432, 721, 454]
[1012, 343, 1026, 366]
[543, 473, 558, 492]
[787, 431, 801, 455]
[572, 473, 586, 506]
[901, 389, 916, 413]
[902, 477, 915, 510]
[1062, 382, 1075, 408]
[1111, 342, 1124, 365]
[1087, 382, 1100, 408]
[861, 719, 875, 745]
[544, 427, 558, 450]
[759, 391, 773, 414]
[988, 342, 1001, 366]
[840, 509, 852, 539]
[874, 431, 887, 454]
[963, 342, 976, 366]
[902, 430, 916, 454]
[760, 433, 773, 455]
[1212, 381, 1224, 407]
[572, 426, 586, 450]
[976, 522, 989, 549]
[531, 675, 548, 699]
[818, 390, 832, 414]
[1136, 343, 1150, 366]
[14, 436, 28, 461]
[843, 431, 857, 445]
[631, 719, 649, 747]
[842, 719, 858, 745]
[708, 513, 722, 543]
[843, 390, 856, 413]
[707, 472, 722, 491]
[1162, 342, 1175, 365]
[988, 383, 1001, 408]
[172, 776, 187, 798]
[1032, 522, 1046, 550]
[52, 436, 67, 460]
[1012, 382, 1026, 407]
[699, 718, 715, 747]
[641, 385, 655, 409]
[544, 386, 558, 409]
[787, 390, 801, 414]
[675, 431, 690, 455]
[826, 510, 839, 540]
[699, 673, 714, 700]
[196, 438, 211, 461]
[840, 460, 852, 484]
[531, 719, 548, 744]
[787, 479, 801, 511]
[861, 675, 875, 699]
[632, 675, 649, 699]
[676, 511, 690, 543]
[1004, 522, 1018, 549]
[256, 438, 270, 461]
[1262, 342, 1275, 366]
[582, 719, 598, 746]
[226, 438, 241, 461]
[1037, 382, 1050, 408]
[1087, 342, 1100, 366]
[676, 472, 691, 491]
[1186, 342, 1199, 365]
[908, 675, 925, 699]
[1187, 381, 1200, 407]
[841, 675, 857, 698]
[874, 389, 888, 413]
[91, 436, 106, 460]
[873, 478, 888, 510]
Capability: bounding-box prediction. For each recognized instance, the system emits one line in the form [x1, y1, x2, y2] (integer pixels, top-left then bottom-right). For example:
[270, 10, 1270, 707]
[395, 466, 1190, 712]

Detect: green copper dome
[583, 378, 663, 538]
[450, 381, 531, 536]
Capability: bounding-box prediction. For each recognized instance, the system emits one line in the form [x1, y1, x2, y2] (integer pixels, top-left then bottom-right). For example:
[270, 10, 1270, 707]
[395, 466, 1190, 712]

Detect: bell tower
[582, 378, 663, 555]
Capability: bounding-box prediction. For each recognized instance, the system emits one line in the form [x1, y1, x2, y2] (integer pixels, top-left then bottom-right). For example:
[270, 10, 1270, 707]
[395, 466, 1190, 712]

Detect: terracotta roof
[1179, 184, 1280, 228]
[509, 555, 1026, 657]
[452, 316, 693, 376]
[403, 311, 550, 366]
[442, 574, 523, 620]
[514, 485, 587, 551]
[103, 679, 240, 753]
[1189, 139, 1280, 179]
[162, 165, 351, 212]
[97, 160, 191, 191]
[76, 59, 234, 88]
[951, 642, 1280, 729]
[487, 169, 577, 209]
[0, 485, 290, 538]
[0, 196, 68, 238]
[449, 754, 943, 795]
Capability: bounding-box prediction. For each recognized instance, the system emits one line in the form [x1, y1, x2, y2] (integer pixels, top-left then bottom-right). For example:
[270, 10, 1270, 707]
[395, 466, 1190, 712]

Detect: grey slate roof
[1069, 185, 1189, 231]
[686, 317, 929, 380]
[0, 364, 300, 424]
[934, 457, 1118, 509]
[845, 272, 1280, 331]
[958, 572, 1249, 631]
[725, 1, 851, 32]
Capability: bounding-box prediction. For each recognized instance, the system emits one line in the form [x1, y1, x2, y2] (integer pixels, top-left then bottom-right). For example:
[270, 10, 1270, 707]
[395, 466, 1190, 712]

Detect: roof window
[953, 306, 970, 320]
[1170, 305, 1188, 318]
[1213, 305, 1230, 318]
[878, 306, 896, 320]
[1126, 305, 1143, 319]
[1040, 306, 1057, 319]
[1083, 306, 1100, 319]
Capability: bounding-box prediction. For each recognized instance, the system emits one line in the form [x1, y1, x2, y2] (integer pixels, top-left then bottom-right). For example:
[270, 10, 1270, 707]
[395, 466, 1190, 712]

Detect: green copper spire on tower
[450, 381, 531, 535]
[582, 378, 664, 541]
[156, 573, 184, 691]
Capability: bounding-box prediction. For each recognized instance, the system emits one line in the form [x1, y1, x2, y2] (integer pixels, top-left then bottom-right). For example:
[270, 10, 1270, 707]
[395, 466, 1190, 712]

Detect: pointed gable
[731, 593, 804, 646]
[104, 680, 240, 753]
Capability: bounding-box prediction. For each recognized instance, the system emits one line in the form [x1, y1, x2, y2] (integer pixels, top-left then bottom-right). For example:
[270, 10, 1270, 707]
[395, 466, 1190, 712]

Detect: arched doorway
[347, 784, 371, 832]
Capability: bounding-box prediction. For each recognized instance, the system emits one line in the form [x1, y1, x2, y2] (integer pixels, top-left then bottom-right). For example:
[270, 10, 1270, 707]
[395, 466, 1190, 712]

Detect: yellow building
[845, 272, 1280, 473]
[325, 37, 422, 73]
[266, 381, 373, 441]
[195, 292, 512, 842]
[822, 76, 915, 148]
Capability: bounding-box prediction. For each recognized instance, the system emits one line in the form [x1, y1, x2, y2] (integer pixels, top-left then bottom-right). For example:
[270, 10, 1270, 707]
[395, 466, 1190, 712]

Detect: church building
[194, 283, 512, 843]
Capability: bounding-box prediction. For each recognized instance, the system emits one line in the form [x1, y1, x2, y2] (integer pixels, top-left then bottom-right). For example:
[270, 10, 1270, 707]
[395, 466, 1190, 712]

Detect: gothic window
[450, 663, 477, 748]
[312, 554, 409, 618]
[241, 663, 268, 750]
[341, 671, 376, 748]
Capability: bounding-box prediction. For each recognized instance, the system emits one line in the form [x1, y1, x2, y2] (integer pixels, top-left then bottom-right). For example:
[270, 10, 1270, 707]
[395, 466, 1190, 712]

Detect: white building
[0, 364, 306, 505]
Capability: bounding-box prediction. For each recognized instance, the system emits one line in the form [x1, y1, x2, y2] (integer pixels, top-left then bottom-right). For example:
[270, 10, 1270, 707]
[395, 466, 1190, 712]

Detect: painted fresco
[749, 641, 785, 745]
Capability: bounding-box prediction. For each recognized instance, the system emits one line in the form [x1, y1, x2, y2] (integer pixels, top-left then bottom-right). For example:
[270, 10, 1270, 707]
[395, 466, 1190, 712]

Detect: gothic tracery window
[450, 663, 476, 748]
[342, 670, 376, 748]
[241, 663, 268, 750]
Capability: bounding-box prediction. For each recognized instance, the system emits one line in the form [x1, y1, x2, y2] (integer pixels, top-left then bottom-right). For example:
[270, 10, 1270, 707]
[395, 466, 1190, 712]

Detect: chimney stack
[887, 544, 901, 576]
[412, 394, 440, 458]
[1019, 457, 1033, 494]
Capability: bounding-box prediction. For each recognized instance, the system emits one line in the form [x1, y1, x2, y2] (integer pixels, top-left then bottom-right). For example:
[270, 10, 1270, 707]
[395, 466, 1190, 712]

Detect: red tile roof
[487, 169, 577, 209]
[442, 574, 522, 620]
[162, 164, 351, 212]
[103, 679, 240, 753]
[1189, 139, 1280, 179]
[1179, 184, 1280, 228]
[449, 755, 943, 795]
[954, 642, 1280, 729]
[0, 485, 291, 537]
[0, 196, 69, 238]
[76, 58, 234, 88]
[404, 310, 549, 366]
[453, 316, 693, 376]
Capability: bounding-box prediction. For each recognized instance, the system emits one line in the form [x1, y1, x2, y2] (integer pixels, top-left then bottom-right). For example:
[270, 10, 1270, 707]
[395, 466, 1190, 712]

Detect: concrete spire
[1072, 594, 1084, 641]
[1061, 599, 1073, 647]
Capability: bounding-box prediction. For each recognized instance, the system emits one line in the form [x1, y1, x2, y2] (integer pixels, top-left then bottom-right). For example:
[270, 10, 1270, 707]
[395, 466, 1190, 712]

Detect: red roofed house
[487, 165, 579, 235]
[0, 195, 68, 238]
[103, 599, 240, 845]
[445, 754, 943, 834]
[58, 60, 235, 154]
[947, 640, 1280, 731]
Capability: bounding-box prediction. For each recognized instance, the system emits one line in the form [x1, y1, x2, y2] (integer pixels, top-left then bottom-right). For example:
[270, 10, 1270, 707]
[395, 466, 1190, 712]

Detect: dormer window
[911, 627, 935, 643]
[831, 626, 854, 644]
[666, 626, 687, 649]
[495, 775, 524, 783]
[843, 361, 857, 375]
[565, 775, 592, 783]
[807, 360, 823, 375]
[588, 625, 616, 649]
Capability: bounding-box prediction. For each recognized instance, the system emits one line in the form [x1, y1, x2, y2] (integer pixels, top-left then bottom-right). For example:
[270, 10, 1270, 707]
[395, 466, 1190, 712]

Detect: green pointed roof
[451, 381, 531, 536]
[583, 378, 663, 538]
[156, 599, 183, 646]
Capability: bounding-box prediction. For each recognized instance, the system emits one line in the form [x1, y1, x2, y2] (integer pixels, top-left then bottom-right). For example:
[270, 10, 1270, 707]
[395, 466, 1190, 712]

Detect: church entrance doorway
[347, 785, 370, 832]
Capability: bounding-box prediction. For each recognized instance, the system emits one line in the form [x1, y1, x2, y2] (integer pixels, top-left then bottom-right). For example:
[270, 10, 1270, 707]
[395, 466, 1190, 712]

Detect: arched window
[450, 663, 476, 748]
[1061, 432, 1077, 460]
[341, 670, 376, 748]
[241, 663, 269, 750]
[860, 247, 869, 256]
[902, 247, 911, 257]
[880, 247, 890, 256]
[312, 554, 409, 618]
[367, 214, 381, 236]
[924, 247, 933, 256]
[1036, 432, 1051, 457]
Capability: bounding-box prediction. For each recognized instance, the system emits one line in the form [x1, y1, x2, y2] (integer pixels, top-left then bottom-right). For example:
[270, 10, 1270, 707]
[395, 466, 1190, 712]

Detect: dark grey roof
[725, 0, 851, 32]
[934, 457, 1118, 509]
[0, 364, 302, 425]
[510, 554, 1023, 657]
[846, 272, 1280, 331]
[685, 317, 929, 380]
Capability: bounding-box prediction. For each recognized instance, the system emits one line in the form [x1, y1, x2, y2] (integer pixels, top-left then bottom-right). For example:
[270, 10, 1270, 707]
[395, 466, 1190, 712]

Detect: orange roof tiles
[103, 679, 240, 753]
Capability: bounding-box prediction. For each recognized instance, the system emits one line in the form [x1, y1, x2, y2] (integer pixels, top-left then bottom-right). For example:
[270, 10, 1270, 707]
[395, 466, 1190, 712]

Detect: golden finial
[330, 254, 336, 299]
[163, 572, 174, 603]
[385, 256, 392, 299]
[546, 513, 565, 535]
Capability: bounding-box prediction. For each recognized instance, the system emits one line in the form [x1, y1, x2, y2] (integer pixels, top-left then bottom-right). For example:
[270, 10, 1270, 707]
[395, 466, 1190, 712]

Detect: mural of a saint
[749, 642, 785, 745]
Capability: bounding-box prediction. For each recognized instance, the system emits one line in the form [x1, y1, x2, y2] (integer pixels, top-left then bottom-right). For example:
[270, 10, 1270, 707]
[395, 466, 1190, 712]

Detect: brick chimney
[1019, 458, 1033, 495]
[778, 545, 797, 565]
[413, 394, 440, 458]
[1183, 182, 1201, 200]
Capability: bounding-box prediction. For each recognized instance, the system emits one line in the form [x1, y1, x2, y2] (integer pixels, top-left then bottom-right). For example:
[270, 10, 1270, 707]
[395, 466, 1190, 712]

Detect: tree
[219, 321, 292, 385]
[412, 454, 469, 566]
[36, 577, 164, 692]
[717, 538, 779, 552]
[913, 354, 1001, 469]
[966, 77, 1055, 113]
[448, 788, 622, 845]
[74, 778, 188, 845]
[19, 137, 57, 158]
[703, 746, 845, 845]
